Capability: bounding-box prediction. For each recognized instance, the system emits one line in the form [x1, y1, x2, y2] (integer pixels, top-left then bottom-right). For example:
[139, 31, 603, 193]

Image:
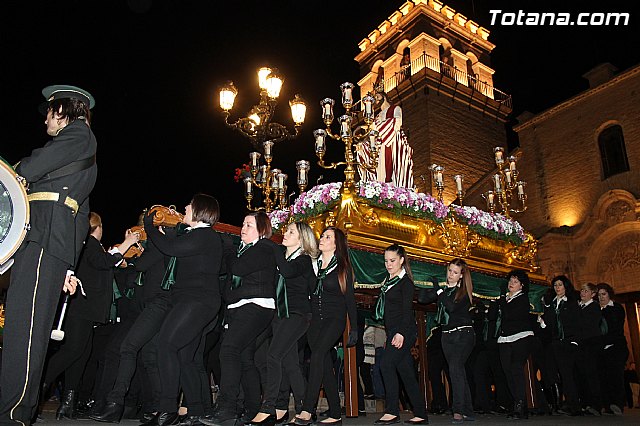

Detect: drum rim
[0, 160, 30, 265]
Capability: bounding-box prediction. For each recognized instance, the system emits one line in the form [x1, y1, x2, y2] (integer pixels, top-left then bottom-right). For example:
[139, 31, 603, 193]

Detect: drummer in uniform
[0, 85, 98, 425]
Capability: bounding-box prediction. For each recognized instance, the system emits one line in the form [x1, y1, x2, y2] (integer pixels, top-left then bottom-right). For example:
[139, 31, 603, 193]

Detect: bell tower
[355, 0, 512, 202]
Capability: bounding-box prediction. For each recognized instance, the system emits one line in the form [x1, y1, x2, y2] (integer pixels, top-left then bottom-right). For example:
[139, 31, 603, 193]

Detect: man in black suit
[0, 85, 97, 425]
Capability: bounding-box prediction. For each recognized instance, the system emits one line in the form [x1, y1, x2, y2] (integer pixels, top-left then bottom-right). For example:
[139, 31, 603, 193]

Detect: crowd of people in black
[4, 200, 636, 426]
[2, 200, 632, 426]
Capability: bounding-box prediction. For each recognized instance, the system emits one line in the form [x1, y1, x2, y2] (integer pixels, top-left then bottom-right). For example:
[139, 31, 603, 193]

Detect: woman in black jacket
[372, 244, 427, 426]
[42, 212, 139, 419]
[294, 227, 357, 426]
[141, 194, 224, 425]
[543, 275, 581, 416]
[248, 222, 318, 426]
[597, 283, 628, 415]
[419, 258, 474, 424]
[202, 211, 277, 426]
[492, 269, 534, 420]
[576, 283, 603, 415]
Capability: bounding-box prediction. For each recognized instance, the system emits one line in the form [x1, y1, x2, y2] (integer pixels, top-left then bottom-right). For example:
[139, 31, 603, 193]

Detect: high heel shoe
[247, 413, 276, 426]
[275, 412, 289, 425]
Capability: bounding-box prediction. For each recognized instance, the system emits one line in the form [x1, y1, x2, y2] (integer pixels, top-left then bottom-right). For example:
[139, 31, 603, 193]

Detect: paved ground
[37, 402, 640, 426]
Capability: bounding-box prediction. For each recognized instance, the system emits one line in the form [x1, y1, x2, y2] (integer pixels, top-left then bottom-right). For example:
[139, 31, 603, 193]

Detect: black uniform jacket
[145, 222, 223, 307]
[17, 120, 97, 267]
[382, 275, 417, 337]
[273, 248, 314, 315]
[70, 235, 123, 323]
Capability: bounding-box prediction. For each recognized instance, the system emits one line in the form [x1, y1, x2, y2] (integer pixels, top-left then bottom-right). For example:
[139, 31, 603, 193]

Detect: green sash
[231, 242, 254, 289]
[373, 274, 402, 320]
[160, 224, 190, 290]
[275, 248, 301, 319]
[435, 286, 457, 326]
[313, 256, 337, 296]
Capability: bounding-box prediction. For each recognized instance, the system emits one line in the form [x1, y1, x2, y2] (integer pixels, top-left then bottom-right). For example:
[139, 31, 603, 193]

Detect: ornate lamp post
[219, 67, 309, 212]
[313, 83, 378, 188]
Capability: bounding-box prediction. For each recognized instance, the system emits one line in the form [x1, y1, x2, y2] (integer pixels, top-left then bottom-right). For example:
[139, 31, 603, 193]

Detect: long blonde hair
[292, 222, 319, 258]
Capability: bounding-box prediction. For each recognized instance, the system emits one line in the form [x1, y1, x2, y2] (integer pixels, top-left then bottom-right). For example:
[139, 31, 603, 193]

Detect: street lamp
[218, 67, 308, 212]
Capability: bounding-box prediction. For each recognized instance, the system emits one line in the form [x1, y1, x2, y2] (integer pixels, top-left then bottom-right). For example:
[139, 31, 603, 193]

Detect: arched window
[598, 125, 629, 179]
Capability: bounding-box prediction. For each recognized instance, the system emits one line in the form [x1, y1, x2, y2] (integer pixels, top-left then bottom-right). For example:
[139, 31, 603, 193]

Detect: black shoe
[316, 419, 341, 426]
[246, 414, 276, 426]
[141, 412, 157, 424]
[374, 416, 400, 425]
[275, 412, 289, 425]
[153, 412, 180, 426]
[200, 411, 238, 426]
[358, 410, 366, 417]
[292, 417, 313, 426]
[179, 415, 204, 426]
[90, 401, 125, 423]
[318, 410, 330, 418]
[56, 389, 77, 420]
[404, 418, 429, 425]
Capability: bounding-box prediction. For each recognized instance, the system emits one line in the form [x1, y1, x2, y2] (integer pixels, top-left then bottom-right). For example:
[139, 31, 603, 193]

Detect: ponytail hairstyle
[322, 226, 353, 294]
[449, 258, 473, 302]
[384, 244, 413, 281]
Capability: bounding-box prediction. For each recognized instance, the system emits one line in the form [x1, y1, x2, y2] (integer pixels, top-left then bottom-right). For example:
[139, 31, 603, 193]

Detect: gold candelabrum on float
[428, 147, 527, 218]
[219, 67, 309, 212]
[482, 147, 527, 218]
[313, 82, 380, 189]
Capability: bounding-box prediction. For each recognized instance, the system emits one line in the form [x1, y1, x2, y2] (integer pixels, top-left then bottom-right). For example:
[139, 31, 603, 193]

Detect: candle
[340, 82, 354, 107]
[249, 152, 261, 168]
[320, 98, 334, 122]
[454, 174, 463, 192]
[259, 165, 268, 184]
[271, 169, 281, 189]
[504, 169, 512, 184]
[277, 173, 287, 190]
[436, 171, 443, 185]
[296, 160, 309, 185]
[493, 174, 502, 192]
[339, 115, 351, 138]
[243, 177, 252, 196]
[486, 191, 495, 207]
[517, 181, 525, 196]
[494, 147, 504, 165]
[313, 129, 326, 153]
[263, 141, 273, 158]
[508, 156, 517, 172]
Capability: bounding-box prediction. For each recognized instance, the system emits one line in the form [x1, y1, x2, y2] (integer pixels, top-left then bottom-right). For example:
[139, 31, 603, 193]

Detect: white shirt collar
[506, 290, 523, 302]
[390, 268, 406, 281]
[601, 300, 614, 309]
[580, 299, 594, 307]
[186, 222, 211, 231]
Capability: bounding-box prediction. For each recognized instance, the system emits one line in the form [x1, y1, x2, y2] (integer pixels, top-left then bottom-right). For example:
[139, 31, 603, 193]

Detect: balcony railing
[381, 53, 512, 110]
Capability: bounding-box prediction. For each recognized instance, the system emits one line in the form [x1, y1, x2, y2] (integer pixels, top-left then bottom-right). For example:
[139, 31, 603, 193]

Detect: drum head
[0, 158, 29, 265]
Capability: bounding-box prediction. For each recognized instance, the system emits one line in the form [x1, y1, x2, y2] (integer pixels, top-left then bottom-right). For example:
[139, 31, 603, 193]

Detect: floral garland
[268, 181, 526, 244]
[451, 204, 526, 245]
[357, 181, 449, 224]
[268, 182, 342, 231]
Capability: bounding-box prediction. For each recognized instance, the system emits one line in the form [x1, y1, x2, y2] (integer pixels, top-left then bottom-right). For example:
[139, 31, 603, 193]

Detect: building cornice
[514, 64, 640, 132]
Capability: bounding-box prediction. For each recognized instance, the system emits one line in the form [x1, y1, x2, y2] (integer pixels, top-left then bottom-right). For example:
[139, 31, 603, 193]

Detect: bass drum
[0, 156, 29, 273]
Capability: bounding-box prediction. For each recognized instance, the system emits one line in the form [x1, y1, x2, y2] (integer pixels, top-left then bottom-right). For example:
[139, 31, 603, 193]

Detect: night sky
[2, 0, 637, 245]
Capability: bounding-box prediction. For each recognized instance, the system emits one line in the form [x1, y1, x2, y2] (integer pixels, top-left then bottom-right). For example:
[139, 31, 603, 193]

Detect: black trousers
[498, 336, 532, 405]
[576, 337, 603, 410]
[156, 299, 218, 415]
[108, 296, 171, 406]
[217, 304, 274, 416]
[552, 340, 579, 409]
[0, 242, 69, 425]
[43, 315, 94, 391]
[380, 332, 427, 418]
[473, 346, 511, 411]
[261, 313, 311, 413]
[302, 316, 345, 419]
[599, 343, 628, 410]
[441, 328, 475, 417]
